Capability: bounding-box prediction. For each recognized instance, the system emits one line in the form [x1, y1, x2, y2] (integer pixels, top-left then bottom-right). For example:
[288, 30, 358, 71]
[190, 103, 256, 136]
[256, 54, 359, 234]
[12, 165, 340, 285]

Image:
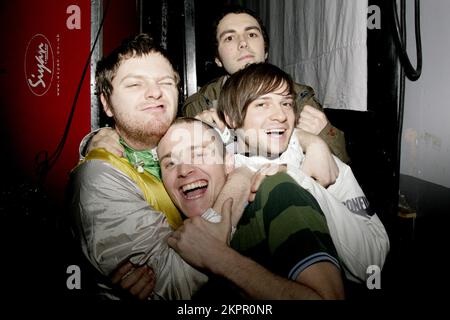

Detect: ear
[224, 113, 237, 129]
[264, 51, 269, 61]
[215, 57, 223, 68]
[224, 151, 235, 175]
[100, 94, 114, 118]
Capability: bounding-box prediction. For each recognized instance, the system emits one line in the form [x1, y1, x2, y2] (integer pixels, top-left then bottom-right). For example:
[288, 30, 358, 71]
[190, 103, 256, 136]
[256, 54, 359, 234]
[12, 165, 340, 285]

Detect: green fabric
[193, 172, 341, 300]
[231, 172, 340, 279]
[119, 137, 161, 181]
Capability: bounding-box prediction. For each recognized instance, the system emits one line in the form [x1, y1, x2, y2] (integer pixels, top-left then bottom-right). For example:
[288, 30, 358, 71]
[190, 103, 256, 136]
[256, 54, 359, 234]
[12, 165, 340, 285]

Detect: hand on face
[167, 199, 234, 270]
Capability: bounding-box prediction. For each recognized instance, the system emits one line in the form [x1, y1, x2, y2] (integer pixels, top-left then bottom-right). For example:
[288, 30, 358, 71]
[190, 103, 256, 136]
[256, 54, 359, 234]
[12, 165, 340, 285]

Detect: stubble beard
[115, 114, 173, 150]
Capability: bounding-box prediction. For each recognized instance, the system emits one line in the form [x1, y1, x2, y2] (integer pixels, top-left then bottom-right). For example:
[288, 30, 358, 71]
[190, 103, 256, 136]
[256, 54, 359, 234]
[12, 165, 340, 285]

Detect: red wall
[0, 0, 139, 204]
[102, 0, 140, 56]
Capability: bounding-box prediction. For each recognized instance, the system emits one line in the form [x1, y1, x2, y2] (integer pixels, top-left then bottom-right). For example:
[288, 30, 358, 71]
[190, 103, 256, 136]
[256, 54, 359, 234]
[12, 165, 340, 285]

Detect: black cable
[392, 0, 422, 81]
[35, 0, 111, 186]
[392, 1, 421, 237]
[394, 0, 407, 209]
[392, 0, 422, 193]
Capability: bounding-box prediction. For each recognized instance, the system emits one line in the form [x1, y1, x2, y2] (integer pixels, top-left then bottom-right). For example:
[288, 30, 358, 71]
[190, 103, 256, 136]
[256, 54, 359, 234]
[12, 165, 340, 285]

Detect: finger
[128, 267, 154, 296]
[297, 121, 315, 133]
[170, 229, 181, 240]
[120, 265, 147, 290]
[209, 111, 226, 131]
[194, 112, 208, 121]
[220, 198, 233, 232]
[111, 262, 134, 284]
[167, 235, 178, 250]
[97, 127, 114, 136]
[195, 114, 214, 127]
[299, 110, 315, 122]
[137, 276, 155, 300]
[109, 129, 121, 139]
[98, 128, 121, 142]
[302, 105, 322, 116]
[109, 146, 125, 158]
[262, 164, 280, 176]
[251, 173, 266, 193]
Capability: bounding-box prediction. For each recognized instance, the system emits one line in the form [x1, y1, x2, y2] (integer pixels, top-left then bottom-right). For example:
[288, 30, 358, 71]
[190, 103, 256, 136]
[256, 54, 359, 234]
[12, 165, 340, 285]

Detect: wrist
[318, 122, 334, 139]
[209, 246, 237, 275]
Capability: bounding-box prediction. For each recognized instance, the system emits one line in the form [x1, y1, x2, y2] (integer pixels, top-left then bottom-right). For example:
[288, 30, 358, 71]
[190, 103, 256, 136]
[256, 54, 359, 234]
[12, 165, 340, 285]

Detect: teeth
[181, 181, 208, 193]
[265, 129, 285, 134]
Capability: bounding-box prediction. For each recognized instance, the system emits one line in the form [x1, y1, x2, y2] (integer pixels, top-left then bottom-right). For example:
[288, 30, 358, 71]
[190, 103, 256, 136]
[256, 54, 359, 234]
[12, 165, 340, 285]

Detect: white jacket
[233, 131, 390, 283]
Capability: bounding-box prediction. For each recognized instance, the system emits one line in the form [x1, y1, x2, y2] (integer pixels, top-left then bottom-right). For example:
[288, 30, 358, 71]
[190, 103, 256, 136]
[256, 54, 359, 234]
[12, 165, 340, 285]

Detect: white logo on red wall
[24, 34, 54, 96]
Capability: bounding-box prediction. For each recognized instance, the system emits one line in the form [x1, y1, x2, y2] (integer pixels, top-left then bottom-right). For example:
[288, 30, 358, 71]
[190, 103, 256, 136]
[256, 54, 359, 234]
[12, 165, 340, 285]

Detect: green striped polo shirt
[231, 172, 341, 281]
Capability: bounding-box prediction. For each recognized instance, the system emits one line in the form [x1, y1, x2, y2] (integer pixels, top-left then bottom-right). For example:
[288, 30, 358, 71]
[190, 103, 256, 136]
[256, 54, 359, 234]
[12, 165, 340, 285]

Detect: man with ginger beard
[69, 34, 209, 300]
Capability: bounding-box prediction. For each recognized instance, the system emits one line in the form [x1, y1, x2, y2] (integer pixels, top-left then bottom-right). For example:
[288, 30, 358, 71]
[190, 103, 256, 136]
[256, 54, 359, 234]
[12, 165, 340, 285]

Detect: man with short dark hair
[184, 5, 350, 163]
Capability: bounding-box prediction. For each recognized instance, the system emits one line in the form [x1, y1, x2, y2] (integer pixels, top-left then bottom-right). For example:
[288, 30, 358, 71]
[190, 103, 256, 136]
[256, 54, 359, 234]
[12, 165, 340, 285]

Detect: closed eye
[159, 80, 176, 86]
[162, 159, 176, 169]
[125, 83, 140, 88]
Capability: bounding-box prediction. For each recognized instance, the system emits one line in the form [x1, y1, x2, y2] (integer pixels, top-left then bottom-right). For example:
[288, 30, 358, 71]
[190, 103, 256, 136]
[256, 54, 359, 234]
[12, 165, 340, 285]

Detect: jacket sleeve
[296, 85, 351, 164]
[70, 160, 207, 299]
[183, 92, 210, 117]
[183, 77, 224, 117]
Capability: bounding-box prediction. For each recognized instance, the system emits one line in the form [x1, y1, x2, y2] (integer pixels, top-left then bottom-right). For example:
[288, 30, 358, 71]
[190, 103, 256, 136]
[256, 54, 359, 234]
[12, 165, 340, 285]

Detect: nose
[270, 104, 288, 122]
[177, 163, 194, 178]
[145, 81, 162, 99]
[238, 36, 248, 49]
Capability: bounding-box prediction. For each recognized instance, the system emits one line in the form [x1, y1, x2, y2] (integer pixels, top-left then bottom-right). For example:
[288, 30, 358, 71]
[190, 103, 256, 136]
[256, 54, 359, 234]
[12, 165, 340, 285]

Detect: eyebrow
[256, 93, 294, 100]
[218, 26, 262, 41]
[159, 139, 216, 163]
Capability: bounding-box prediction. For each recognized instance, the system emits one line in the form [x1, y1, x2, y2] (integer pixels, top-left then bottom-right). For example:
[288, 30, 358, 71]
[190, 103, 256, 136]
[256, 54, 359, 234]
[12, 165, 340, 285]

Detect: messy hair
[217, 63, 297, 128]
[95, 33, 179, 105]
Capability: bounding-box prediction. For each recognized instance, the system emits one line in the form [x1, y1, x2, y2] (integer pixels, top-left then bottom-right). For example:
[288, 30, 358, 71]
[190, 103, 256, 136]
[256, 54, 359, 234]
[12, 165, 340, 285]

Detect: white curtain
[246, 0, 368, 111]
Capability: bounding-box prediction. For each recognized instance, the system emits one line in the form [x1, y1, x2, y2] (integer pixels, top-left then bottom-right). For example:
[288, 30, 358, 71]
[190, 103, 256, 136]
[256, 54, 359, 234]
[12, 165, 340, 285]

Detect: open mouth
[265, 128, 286, 137]
[180, 180, 208, 200]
